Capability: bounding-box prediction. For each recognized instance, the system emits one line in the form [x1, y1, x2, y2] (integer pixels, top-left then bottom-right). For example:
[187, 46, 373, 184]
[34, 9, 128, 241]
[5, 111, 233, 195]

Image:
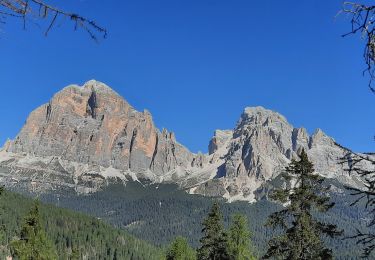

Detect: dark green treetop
[227, 214, 256, 260]
[198, 201, 229, 260]
[264, 149, 342, 260]
[10, 201, 57, 260]
[166, 236, 196, 260]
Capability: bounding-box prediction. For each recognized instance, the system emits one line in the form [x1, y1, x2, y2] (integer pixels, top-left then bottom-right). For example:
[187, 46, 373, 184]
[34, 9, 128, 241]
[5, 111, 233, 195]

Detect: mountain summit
[6, 80, 203, 179]
[0, 81, 365, 201]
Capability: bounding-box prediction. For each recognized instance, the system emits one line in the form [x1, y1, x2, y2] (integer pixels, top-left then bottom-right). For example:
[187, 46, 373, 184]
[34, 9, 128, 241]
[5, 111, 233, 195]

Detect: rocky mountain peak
[6, 81, 200, 181]
[208, 130, 233, 155]
[309, 128, 335, 148]
[239, 106, 289, 127]
[83, 80, 121, 96]
[193, 106, 365, 202]
[0, 81, 366, 203]
[292, 127, 309, 154]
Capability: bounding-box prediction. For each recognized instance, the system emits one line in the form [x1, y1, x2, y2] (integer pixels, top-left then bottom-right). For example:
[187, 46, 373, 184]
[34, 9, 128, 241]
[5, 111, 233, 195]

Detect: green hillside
[0, 189, 163, 260]
[28, 180, 373, 259]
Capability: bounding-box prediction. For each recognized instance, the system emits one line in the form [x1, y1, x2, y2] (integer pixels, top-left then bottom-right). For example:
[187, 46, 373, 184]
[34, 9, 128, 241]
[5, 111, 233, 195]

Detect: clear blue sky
[0, 0, 374, 153]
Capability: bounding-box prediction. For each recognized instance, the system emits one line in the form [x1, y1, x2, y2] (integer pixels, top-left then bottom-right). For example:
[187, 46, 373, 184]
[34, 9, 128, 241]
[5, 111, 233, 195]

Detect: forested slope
[0, 189, 163, 259]
[29, 180, 372, 259]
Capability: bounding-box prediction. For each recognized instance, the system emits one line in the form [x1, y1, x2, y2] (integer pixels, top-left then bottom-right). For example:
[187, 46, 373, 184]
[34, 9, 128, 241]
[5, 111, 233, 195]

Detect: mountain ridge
[0, 80, 368, 202]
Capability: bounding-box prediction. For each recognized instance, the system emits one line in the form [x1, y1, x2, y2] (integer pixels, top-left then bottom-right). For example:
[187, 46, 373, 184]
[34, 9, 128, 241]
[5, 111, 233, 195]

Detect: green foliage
[166, 212, 257, 260]
[227, 214, 256, 260]
[198, 202, 229, 260]
[0, 186, 7, 257]
[0, 190, 162, 260]
[264, 150, 342, 260]
[10, 201, 57, 260]
[166, 236, 196, 260]
[12, 179, 373, 258]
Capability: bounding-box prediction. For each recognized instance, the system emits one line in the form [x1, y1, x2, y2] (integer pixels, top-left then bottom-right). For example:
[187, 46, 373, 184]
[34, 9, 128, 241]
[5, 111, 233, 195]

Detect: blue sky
[0, 0, 374, 153]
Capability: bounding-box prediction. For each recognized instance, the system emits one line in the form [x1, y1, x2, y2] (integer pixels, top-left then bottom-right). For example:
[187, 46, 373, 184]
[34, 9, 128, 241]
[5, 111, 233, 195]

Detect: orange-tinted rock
[7, 80, 197, 176]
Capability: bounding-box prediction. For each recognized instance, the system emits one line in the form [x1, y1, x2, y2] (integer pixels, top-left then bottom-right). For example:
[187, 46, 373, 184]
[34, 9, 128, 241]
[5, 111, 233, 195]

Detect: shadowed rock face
[208, 130, 233, 155]
[1, 81, 369, 202]
[221, 107, 339, 182]
[194, 107, 367, 202]
[7, 80, 198, 177]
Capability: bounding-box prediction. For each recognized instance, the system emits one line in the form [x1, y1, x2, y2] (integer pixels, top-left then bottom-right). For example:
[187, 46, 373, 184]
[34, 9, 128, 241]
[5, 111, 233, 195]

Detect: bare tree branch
[0, 0, 107, 41]
[340, 2, 375, 93]
[336, 141, 375, 257]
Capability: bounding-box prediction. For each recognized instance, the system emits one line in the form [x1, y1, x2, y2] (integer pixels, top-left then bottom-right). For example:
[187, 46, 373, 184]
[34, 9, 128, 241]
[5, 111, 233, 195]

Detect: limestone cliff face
[0, 81, 368, 201]
[193, 107, 365, 201]
[224, 107, 293, 181]
[7, 80, 197, 178]
[221, 107, 344, 182]
[208, 130, 233, 155]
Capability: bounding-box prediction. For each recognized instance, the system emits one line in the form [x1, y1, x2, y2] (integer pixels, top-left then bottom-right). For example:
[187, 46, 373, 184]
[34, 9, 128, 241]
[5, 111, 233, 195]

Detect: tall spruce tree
[198, 202, 229, 260]
[166, 236, 196, 260]
[263, 149, 342, 260]
[227, 214, 256, 260]
[10, 201, 57, 260]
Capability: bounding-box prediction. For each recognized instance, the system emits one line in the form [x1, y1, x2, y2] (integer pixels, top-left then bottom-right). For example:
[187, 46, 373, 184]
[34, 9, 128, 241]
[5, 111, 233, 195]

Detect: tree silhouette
[0, 0, 106, 41]
[264, 150, 342, 259]
[340, 1, 375, 92]
[10, 201, 57, 260]
[198, 202, 229, 260]
[339, 2, 375, 256]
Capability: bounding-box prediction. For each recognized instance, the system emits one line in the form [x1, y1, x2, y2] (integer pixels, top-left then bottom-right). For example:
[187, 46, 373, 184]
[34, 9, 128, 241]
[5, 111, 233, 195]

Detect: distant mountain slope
[0, 189, 162, 260]
[12, 181, 372, 259]
[0, 80, 371, 201]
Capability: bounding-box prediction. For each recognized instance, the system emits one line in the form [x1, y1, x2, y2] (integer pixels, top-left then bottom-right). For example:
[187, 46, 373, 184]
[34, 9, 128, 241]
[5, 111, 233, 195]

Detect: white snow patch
[100, 167, 125, 180]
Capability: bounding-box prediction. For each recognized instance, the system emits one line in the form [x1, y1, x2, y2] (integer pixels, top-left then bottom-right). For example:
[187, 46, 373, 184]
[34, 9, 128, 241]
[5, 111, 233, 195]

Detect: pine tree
[10, 201, 57, 260]
[227, 214, 256, 260]
[166, 236, 196, 260]
[263, 149, 342, 260]
[198, 201, 229, 260]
